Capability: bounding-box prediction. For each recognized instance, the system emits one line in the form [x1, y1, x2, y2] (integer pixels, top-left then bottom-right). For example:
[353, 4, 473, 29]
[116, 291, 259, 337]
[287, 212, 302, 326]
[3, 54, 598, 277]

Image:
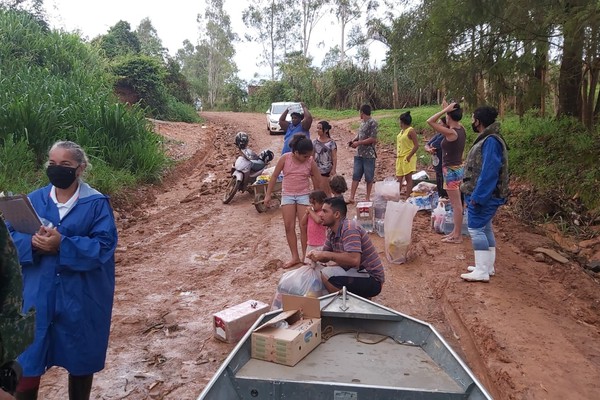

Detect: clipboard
[0, 194, 43, 235]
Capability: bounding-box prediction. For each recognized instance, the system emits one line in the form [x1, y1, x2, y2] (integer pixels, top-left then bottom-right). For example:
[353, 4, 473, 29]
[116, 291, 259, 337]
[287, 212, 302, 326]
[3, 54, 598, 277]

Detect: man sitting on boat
[307, 197, 385, 298]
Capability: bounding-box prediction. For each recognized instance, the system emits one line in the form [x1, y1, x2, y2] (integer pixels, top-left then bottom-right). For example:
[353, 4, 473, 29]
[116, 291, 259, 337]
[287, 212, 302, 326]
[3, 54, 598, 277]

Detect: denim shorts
[281, 194, 311, 206]
[352, 156, 376, 183]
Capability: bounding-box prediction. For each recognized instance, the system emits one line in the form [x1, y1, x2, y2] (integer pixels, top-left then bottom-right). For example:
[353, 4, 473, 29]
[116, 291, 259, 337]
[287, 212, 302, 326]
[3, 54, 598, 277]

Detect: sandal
[441, 236, 463, 244]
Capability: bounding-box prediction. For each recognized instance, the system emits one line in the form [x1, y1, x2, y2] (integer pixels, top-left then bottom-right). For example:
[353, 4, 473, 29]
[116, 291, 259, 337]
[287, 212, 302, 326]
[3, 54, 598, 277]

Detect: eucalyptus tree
[176, 39, 209, 103]
[581, 2, 600, 128]
[330, 0, 378, 63]
[135, 17, 167, 60]
[197, 0, 238, 108]
[242, 0, 297, 80]
[300, 0, 330, 57]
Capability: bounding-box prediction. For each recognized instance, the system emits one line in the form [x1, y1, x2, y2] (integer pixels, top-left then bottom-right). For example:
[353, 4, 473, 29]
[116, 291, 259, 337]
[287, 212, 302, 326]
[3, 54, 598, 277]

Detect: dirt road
[39, 112, 600, 399]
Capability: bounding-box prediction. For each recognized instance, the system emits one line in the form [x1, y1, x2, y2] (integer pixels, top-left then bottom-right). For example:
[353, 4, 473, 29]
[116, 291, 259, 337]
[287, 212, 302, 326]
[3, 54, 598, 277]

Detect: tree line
[173, 0, 600, 130]
[5, 0, 600, 129]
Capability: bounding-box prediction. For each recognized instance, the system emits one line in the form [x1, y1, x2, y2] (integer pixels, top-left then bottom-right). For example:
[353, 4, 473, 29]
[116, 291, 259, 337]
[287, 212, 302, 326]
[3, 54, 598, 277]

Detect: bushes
[0, 8, 168, 195]
[503, 116, 600, 211]
[0, 135, 42, 194]
[111, 55, 169, 117]
[111, 54, 199, 122]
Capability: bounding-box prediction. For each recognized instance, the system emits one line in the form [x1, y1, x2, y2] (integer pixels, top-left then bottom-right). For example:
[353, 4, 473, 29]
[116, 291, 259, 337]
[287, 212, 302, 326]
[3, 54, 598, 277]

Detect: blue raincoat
[465, 137, 507, 229]
[10, 183, 117, 376]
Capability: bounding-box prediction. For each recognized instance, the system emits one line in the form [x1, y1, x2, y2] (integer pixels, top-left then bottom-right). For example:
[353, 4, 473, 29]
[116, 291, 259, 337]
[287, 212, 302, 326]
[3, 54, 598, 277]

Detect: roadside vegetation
[0, 8, 169, 195]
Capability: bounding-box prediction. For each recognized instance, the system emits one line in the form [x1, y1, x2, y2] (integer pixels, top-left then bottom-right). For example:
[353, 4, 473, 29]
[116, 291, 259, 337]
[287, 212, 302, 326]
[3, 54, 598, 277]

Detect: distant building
[247, 85, 262, 97]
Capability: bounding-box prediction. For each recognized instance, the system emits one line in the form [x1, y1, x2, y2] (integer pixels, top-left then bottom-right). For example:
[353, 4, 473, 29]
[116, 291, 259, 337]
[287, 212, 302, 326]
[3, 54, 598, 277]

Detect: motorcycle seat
[250, 160, 266, 172]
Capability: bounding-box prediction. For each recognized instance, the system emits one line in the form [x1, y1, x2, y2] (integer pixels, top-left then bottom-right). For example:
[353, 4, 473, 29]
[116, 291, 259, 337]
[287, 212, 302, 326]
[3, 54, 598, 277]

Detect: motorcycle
[222, 132, 274, 205]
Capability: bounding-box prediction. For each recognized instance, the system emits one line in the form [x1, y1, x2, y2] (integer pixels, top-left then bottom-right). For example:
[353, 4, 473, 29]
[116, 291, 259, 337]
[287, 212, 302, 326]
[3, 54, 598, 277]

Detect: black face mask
[471, 122, 479, 133]
[46, 165, 78, 189]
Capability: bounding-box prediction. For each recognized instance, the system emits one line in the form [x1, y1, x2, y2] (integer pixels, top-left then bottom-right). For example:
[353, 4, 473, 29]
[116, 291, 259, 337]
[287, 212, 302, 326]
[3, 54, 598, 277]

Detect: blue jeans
[352, 156, 376, 183]
[468, 221, 496, 251]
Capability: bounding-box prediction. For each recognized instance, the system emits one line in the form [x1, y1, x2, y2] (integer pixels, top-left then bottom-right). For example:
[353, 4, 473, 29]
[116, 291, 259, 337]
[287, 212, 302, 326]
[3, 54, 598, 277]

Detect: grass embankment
[0, 9, 168, 196]
[316, 106, 600, 233]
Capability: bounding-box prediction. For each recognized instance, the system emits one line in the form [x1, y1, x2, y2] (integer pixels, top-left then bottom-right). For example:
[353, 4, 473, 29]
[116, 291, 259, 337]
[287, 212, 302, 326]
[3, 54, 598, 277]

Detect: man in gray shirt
[348, 104, 378, 202]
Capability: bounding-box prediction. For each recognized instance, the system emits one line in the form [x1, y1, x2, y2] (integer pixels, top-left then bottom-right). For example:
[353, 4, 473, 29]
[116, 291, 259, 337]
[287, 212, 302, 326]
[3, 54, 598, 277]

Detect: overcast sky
[43, 0, 389, 82]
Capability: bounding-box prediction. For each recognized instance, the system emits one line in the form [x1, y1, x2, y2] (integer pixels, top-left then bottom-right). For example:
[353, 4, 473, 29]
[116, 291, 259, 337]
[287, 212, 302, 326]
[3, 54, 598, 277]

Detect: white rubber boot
[467, 247, 495, 276]
[461, 250, 490, 282]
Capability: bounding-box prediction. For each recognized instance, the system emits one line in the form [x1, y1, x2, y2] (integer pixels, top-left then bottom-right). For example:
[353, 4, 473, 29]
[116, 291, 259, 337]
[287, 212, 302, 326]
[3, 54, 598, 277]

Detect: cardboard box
[213, 300, 270, 344]
[251, 294, 321, 366]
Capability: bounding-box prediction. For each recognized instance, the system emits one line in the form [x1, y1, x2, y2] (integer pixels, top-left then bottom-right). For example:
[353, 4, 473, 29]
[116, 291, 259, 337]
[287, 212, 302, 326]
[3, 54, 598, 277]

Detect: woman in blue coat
[10, 141, 118, 400]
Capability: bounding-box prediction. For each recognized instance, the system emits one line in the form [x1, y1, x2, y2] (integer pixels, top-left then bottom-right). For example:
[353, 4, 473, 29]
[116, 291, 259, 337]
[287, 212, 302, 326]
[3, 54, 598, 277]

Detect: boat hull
[198, 292, 492, 399]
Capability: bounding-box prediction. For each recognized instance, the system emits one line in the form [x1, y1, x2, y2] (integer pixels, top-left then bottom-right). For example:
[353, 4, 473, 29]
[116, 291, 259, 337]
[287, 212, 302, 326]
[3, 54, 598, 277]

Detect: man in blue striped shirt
[307, 197, 385, 298]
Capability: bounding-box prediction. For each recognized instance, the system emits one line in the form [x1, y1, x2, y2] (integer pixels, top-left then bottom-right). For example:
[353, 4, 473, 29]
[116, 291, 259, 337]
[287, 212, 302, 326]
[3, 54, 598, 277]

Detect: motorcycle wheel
[223, 177, 241, 204]
[254, 193, 268, 213]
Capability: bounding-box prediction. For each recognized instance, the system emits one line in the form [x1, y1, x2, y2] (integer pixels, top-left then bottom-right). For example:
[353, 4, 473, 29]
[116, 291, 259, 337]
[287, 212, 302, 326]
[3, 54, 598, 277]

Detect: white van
[266, 102, 299, 134]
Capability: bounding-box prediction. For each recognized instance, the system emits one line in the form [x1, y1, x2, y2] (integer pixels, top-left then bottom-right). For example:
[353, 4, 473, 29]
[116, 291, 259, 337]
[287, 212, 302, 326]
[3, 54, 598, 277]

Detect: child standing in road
[264, 134, 321, 269]
[329, 175, 349, 202]
[300, 190, 327, 262]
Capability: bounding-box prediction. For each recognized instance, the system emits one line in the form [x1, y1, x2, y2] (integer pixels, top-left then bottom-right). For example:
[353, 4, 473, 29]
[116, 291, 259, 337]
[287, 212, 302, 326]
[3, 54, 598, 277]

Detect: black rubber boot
[15, 388, 39, 400]
[68, 374, 93, 400]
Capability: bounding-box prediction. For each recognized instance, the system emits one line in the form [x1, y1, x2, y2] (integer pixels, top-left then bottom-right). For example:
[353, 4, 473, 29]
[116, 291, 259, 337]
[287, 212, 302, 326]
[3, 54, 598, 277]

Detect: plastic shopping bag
[271, 264, 327, 309]
[384, 200, 419, 264]
[374, 177, 400, 202]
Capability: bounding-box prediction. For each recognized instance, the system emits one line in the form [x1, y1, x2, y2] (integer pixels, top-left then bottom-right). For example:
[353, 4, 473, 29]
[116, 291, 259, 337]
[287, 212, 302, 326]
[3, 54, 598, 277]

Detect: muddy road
[38, 112, 600, 399]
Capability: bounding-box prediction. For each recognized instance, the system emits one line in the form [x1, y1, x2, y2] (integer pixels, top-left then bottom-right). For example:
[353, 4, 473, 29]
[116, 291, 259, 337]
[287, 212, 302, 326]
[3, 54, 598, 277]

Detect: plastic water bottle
[432, 201, 446, 234]
[374, 218, 385, 237]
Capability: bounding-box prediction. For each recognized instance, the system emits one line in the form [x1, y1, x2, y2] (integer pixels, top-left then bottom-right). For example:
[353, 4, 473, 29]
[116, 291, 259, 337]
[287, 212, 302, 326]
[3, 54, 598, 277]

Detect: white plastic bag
[374, 177, 400, 201]
[412, 181, 437, 193]
[271, 264, 327, 309]
[411, 170, 429, 181]
[384, 201, 419, 264]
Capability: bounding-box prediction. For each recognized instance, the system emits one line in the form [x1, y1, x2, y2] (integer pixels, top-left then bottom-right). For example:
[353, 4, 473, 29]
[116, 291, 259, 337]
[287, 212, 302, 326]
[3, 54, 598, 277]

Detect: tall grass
[503, 115, 600, 210]
[0, 9, 167, 195]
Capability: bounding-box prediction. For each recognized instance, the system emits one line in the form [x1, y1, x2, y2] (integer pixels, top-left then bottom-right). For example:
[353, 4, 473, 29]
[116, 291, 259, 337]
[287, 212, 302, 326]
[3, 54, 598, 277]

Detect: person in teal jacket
[9, 141, 118, 400]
